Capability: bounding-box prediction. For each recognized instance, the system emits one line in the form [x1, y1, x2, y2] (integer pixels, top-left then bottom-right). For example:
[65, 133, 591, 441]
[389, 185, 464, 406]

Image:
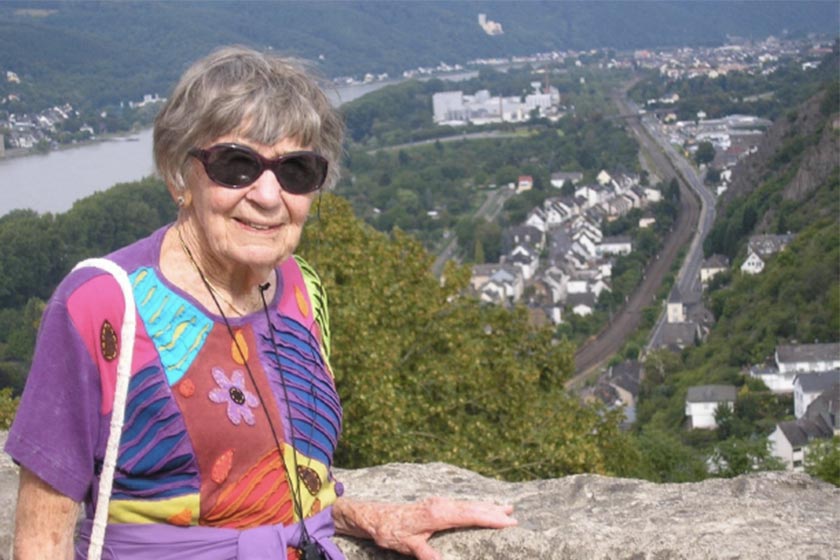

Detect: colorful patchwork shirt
[6, 225, 343, 558]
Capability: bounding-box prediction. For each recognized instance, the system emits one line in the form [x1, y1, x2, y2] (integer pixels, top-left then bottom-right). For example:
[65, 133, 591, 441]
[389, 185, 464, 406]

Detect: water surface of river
[0, 75, 481, 216]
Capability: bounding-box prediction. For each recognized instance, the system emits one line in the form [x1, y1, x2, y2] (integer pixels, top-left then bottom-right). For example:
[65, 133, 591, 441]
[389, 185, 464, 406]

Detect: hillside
[634, 77, 839, 479]
[0, 1, 837, 112]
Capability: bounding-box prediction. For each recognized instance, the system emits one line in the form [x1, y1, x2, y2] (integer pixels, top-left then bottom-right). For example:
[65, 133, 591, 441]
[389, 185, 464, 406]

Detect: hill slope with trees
[633, 76, 839, 481]
[0, 1, 837, 113]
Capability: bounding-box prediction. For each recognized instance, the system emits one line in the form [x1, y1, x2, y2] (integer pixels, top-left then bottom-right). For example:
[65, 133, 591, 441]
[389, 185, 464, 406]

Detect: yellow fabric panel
[108, 493, 200, 525]
[283, 443, 337, 518]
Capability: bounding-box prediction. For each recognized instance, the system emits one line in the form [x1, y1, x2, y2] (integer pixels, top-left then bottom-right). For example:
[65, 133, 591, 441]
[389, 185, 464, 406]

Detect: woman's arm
[14, 467, 80, 560]
[332, 496, 517, 560]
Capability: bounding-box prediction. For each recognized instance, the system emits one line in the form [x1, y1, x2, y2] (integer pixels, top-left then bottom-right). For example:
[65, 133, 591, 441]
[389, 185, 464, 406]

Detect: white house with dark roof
[700, 254, 730, 286]
[666, 285, 686, 323]
[597, 236, 633, 256]
[506, 225, 544, 252]
[805, 382, 840, 434]
[749, 342, 840, 393]
[477, 266, 524, 304]
[567, 291, 597, 316]
[658, 322, 700, 351]
[740, 233, 794, 275]
[544, 198, 578, 227]
[524, 207, 547, 232]
[541, 265, 568, 304]
[777, 343, 840, 374]
[770, 382, 839, 470]
[550, 171, 583, 189]
[685, 385, 737, 429]
[793, 370, 840, 419]
[769, 419, 833, 470]
[740, 251, 766, 275]
[505, 245, 540, 280]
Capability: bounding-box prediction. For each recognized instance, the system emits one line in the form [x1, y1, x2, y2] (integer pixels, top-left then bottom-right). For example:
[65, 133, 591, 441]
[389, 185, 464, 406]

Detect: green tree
[473, 237, 485, 264]
[804, 436, 840, 486]
[0, 387, 20, 429]
[560, 180, 575, 197]
[298, 195, 638, 480]
[635, 428, 707, 482]
[708, 437, 784, 478]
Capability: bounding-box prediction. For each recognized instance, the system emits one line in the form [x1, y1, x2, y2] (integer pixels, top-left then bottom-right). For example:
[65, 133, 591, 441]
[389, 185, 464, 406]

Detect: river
[0, 72, 476, 216]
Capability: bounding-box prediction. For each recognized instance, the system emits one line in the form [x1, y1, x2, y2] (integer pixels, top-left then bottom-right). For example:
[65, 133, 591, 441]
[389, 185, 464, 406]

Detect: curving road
[567, 89, 703, 388]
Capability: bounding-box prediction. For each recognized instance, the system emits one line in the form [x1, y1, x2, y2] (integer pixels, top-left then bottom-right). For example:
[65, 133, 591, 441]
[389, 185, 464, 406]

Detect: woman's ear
[174, 190, 191, 209]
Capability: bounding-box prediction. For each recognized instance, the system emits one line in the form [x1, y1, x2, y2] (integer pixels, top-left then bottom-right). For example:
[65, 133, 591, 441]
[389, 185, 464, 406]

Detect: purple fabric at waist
[75, 507, 345, 560]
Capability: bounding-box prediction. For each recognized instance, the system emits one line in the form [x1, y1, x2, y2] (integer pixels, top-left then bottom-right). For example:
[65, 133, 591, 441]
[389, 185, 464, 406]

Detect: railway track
[566, 92, 702, 388]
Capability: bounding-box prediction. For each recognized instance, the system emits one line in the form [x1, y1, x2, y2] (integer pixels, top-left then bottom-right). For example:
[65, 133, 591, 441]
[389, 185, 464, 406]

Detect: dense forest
[0, 1, 837, 113]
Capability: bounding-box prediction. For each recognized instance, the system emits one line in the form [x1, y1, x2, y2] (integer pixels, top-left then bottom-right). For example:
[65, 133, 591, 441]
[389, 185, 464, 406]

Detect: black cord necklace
[178, 229, 326, 560]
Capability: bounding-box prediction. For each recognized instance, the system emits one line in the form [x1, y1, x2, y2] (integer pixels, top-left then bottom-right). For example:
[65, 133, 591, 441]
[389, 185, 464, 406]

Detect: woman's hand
[333, 496, 517, 560]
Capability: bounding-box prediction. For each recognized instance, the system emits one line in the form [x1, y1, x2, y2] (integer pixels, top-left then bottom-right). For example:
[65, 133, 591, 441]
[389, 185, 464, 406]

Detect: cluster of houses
[1, 103, 95, 150]
[432, 82, 563, 126]
[1, 69, 166, 152]
[589, 342, 839, 474]
[1, 97, 164, 152]
[469, 170, 661, 325]
[633, 35, 828, 81]
[669, 114, 771, 196]
[588, 227, 812, 448]
[686, 342, 840, 471]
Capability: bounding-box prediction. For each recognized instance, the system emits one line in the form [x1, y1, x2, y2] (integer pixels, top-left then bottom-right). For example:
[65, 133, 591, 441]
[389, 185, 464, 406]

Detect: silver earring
[176, 195, 185, 207]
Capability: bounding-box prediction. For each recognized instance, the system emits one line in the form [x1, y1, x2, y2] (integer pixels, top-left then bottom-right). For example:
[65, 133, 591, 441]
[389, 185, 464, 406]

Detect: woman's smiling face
[183, 134, 316, 272]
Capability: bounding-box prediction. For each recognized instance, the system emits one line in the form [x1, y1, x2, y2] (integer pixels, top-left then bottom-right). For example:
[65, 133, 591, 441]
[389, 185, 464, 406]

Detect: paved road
[567, 90, 702, 387]
[368, 130, 519, 155]
[637, 108, 717, 349]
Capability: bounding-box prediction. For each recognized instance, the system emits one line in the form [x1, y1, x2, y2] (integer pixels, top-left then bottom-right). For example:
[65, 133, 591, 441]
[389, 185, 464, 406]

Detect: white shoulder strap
[71, 258, 137, 560]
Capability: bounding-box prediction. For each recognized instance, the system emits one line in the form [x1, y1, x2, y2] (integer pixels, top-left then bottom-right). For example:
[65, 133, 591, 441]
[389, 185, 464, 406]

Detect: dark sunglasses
[188, 143, 328, 194]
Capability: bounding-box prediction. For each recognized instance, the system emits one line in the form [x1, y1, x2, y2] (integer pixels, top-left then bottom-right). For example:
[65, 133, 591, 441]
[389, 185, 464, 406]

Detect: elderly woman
[5, 46, 515, 560]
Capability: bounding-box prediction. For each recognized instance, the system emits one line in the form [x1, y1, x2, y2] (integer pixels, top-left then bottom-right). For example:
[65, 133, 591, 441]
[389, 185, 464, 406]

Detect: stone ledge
[1, 437, 837, 560]
[334, 462, 840, 560]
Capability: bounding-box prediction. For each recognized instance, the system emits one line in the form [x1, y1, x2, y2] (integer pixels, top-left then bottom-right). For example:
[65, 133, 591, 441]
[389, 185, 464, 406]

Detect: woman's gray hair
[154, 45, 344, 192]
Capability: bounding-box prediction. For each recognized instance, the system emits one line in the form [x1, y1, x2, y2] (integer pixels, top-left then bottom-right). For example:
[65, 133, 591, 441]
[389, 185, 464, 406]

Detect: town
[1, 35, 829, 156]
[0, 27, 836, 482]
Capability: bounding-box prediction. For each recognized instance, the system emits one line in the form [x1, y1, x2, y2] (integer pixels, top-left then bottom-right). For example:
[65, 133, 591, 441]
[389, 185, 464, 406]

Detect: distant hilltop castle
[478, 13, 503, 36]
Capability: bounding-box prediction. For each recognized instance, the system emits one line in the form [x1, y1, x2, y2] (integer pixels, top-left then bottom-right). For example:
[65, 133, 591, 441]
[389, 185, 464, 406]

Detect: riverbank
[0, 127, 150, 163]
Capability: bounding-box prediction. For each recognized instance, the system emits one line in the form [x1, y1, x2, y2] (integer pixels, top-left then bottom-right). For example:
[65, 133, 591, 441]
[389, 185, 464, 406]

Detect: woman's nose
[245, 169, 285, 207]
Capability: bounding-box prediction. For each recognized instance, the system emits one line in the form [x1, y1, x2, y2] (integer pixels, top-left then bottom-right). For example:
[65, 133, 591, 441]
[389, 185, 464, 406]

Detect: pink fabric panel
[66, 274, 159, 414]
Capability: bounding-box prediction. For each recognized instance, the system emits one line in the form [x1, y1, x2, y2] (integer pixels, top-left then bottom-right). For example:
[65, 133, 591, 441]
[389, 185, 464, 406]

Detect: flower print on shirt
[209, 367, 259, 426]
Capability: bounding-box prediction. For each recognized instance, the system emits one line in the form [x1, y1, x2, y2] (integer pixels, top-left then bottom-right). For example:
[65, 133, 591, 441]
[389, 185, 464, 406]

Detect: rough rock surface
[334, 462, 839, 560]
[1, 432, 837, 560]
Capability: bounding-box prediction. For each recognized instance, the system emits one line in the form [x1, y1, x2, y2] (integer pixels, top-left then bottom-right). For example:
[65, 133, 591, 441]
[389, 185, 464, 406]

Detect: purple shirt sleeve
[5, 286, 104, 503]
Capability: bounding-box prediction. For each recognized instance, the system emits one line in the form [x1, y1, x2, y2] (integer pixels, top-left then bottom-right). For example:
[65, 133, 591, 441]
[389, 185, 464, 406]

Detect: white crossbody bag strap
[72, 258, 137, 560]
